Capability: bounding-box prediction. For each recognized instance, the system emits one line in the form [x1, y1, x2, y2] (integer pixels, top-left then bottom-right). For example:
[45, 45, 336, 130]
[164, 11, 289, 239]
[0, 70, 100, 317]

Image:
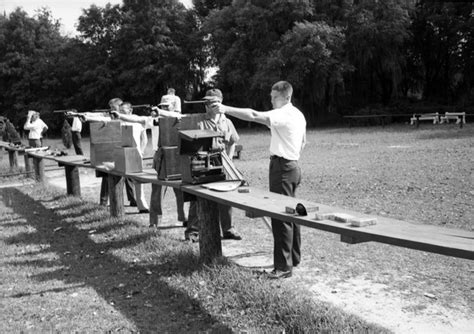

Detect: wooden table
[182, 185, 474, 263]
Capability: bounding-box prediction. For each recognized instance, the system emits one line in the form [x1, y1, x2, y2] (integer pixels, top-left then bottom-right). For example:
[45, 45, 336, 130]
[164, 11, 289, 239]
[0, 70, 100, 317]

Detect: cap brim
[202, 96, 221, 101]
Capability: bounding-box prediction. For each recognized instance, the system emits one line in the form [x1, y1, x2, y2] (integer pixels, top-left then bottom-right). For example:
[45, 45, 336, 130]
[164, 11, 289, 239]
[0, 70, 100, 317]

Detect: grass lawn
[0, 123, 472, 333]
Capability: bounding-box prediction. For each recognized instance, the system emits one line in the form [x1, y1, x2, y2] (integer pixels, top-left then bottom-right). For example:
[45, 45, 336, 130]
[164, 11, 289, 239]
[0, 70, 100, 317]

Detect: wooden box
[159, 113, 206, 147]
[90, 121, 122, 144]
[121, 124, 142, 148]
[156, 146, 181, 180]
[114, 147, 143, 173]
[90, 142, 121, 166]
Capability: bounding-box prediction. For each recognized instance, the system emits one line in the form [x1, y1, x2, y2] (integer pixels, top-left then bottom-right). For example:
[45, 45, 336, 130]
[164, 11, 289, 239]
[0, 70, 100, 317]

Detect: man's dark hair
[272, 81, 293, 98]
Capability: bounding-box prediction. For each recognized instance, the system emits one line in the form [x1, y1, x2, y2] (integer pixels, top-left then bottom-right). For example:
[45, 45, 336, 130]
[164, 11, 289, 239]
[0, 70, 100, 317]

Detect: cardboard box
[121, 124, 142, 148]
[90, 121, 122, 144]
[90, 142, 121, 166]
[159, 113, 206, 147]
[114, 147, 143, 173]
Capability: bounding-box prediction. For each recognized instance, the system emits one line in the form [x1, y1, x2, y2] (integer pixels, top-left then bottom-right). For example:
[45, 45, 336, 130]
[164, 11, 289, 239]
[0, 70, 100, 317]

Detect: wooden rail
[16, 150, 474, 263]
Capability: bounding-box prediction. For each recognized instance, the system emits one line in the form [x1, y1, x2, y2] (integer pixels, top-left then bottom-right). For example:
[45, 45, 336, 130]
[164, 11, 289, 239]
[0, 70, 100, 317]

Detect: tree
[0, 8, 69, 129]
[410, 1, 474, 104]
[345, 0, 411, 106]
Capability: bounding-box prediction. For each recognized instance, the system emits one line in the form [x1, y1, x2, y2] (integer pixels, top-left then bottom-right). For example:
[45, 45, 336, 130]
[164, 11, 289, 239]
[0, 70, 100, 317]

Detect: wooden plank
[182, 186, 474, 260]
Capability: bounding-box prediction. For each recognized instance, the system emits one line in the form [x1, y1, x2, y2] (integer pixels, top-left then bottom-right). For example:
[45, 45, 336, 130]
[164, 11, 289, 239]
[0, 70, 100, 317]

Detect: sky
[0, 0, 194, 36]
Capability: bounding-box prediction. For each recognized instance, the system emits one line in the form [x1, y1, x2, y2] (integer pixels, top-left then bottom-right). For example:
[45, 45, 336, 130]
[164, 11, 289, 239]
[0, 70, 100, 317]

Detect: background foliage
[0, 0, 472, 132]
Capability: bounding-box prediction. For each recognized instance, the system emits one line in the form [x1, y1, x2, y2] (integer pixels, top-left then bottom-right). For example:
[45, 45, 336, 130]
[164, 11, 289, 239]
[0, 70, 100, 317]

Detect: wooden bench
[410, 113, 440, 127]
[22, 151, 474, 264]
[440, 112, 466, 128]
[182, 185, 474, 263]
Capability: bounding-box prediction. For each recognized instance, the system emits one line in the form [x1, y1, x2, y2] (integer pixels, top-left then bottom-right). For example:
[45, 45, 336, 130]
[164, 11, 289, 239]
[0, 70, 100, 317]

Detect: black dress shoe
[222, 231, 242, 240]
[267, 269, 292, 279]
[139, 209, 150, 214]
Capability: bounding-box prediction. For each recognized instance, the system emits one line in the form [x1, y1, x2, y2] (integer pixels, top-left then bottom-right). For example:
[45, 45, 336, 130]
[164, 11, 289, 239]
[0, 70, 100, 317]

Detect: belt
[270, 155, 296, 161]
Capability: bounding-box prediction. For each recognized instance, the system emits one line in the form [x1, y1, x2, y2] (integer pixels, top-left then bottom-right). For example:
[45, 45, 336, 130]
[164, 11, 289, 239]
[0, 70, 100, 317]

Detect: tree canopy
[0, 0, 472, 132]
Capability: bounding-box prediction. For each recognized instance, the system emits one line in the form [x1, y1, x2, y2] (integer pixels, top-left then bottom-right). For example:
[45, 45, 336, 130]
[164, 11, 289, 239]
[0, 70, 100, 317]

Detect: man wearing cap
[184, 88, 242, 241]
[24, 110, 48, 147]
[214, 81, 306, 279]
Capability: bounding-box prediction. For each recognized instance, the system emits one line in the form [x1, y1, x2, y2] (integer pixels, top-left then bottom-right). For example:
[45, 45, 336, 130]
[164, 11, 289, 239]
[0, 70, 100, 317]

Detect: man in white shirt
[215, 81, 306, 279]
[24, 110, 48, 147]
[161, 88, 181, 113]
[70, 116, 83, 155]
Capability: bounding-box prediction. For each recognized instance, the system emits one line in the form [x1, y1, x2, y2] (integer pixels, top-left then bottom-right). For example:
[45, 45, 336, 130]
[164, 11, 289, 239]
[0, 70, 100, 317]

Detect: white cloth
[24, 118, 48, 139]
[267, 102, 306, 161]
[71, 117, 82, 132]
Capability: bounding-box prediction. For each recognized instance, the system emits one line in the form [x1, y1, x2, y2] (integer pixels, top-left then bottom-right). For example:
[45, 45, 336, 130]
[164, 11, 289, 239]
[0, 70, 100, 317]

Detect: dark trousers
[100, 176, 136, 205]
[269, 157, 301, 272]
[28, 138, 41, 148]
[71, 131, 83, 155]
[150, 185, 186, 222]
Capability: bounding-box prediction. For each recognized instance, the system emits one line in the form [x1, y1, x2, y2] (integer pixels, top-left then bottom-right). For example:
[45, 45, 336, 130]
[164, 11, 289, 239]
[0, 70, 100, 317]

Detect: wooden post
[197, 197, 222, 263]
[65, 165, 81, 196]
[24, 153, 33, 177]
[149, 183, 162, 226]
[108, 173, 124, 218]
[8, 149, 18, 171]
[33, 155, 45, 182]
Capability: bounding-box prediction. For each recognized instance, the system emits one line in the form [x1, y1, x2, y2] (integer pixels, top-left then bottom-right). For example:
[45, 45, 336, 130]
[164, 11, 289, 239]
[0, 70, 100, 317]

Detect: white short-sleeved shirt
[267, 102, 306, 161]
[71, 117, 82, 132]
[24, 119, 48, 139]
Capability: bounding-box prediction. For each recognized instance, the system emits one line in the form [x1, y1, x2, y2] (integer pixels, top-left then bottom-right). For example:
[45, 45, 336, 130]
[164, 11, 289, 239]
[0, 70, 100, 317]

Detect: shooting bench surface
[182, 185, 474, 260]
[440, 112, 466, 125]
[410, 113, 440, 126]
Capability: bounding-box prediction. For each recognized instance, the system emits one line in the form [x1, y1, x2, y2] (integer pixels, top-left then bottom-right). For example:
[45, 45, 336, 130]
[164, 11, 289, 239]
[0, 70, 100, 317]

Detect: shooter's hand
[110, 110, 120, 119]
[213, 102, 227, 114]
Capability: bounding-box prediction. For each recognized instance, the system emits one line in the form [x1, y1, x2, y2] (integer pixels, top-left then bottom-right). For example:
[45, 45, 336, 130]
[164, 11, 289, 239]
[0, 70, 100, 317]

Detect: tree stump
[108, 174, 124, 218]
[197, 197, 222, 263]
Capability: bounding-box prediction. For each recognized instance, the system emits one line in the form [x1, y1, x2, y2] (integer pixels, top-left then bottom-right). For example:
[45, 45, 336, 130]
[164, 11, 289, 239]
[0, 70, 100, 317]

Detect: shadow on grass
[1, 187, 232, 333]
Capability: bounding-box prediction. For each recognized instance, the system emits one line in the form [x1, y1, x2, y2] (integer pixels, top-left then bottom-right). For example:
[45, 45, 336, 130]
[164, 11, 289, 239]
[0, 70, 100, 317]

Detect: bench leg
[65, 165, 81, 197]
[24, 154, 33, 177]
[33, 157, 45, 182]
[197, 197, 222, 263]
[108, 174, 124, 218]
[8, 150, 18, 171]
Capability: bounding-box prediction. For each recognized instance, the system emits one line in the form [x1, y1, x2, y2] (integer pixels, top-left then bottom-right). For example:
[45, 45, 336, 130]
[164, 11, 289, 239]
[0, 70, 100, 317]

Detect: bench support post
[8, 150, 18, 171]
[24, 153, 33, 177]
[149, 183, 162, 226]
[65, 165, 81, 197]
[197, 197, 222, 263]
[108, 174, 124, 218]
[33, 156, 45, 182]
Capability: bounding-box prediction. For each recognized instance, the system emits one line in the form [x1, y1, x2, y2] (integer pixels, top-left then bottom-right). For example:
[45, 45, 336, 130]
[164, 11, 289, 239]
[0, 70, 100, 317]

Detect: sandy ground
[26, 164, 474, 334]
